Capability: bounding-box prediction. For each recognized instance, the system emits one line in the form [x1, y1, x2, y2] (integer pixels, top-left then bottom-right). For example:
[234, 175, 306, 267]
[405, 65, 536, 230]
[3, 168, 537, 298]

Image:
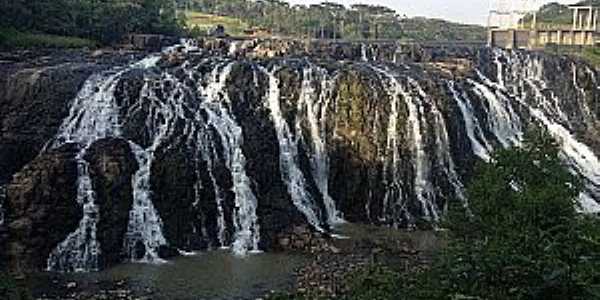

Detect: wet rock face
[150, 144, 208, 251]
[84, 138, 138, 268]
[5, 144, 80, 272]
[3, 44, 600, 273]
[226, 63, 308, 250]
[0, 64, 103, 186]
[328, 69, 393, 223]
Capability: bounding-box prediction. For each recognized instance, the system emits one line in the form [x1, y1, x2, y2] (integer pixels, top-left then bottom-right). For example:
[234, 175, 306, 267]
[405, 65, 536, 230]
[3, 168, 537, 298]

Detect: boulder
[5, 144, 80, 272]
[84, 138, 138, 268]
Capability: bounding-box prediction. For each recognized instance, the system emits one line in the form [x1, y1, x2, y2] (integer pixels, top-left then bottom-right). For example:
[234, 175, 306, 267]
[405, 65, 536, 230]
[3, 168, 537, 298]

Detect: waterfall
[448, 81, 492, 161]
[381, 67, 405, 222]
[124, 142, 168, 262]
[46, 55, 166, 271]
[361, 44, 369, 62]
[14, 43, 600, 274]
[200, 63, 261, 254]
[193, 125, 228, 248]
[46, 69, 124, 272]
[475, 49, 600, 213]
[0, 185, 5, 227]
[411, 79, 466, 207]
[469, 72, 523, 148]
[263, 67, 325, 231]
[47, 153, 100, 272]
[373, 67, 442, 222]
[298, 65, 344, 225]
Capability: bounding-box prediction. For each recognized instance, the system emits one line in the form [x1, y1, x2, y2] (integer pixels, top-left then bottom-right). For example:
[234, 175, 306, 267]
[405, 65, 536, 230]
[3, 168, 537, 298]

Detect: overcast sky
[286, 0, 579, 25]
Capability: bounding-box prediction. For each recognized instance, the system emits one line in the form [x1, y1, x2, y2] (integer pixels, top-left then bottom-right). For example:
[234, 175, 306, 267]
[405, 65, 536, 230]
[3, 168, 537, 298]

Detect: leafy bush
[0, 28, 97, 49]
[0, 273, 31, 300]
[406, 131, 600, 300]
[344, 265, 402, 300]
[0, 0, 183, 45]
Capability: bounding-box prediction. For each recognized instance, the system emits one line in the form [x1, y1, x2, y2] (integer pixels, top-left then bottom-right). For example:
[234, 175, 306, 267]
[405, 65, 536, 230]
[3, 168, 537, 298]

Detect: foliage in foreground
[0, 273, 30, 300]
[407, 131, 600, 299]
[341, 131, 600, 300]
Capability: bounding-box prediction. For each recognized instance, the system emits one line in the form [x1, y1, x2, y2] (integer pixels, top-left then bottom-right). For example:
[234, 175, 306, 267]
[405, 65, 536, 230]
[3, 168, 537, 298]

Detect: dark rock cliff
[1, 43, 599, 272]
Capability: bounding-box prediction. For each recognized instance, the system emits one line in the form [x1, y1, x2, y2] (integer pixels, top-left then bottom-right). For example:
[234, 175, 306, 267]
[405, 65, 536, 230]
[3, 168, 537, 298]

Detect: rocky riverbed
[268, 223, 440, 299]
[2, 223, 438, 300]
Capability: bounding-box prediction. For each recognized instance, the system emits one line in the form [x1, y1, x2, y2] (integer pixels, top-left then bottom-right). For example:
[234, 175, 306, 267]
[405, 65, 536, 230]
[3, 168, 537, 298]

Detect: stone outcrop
[84, 138, 138, 268]
[4, 144, 80, 272]
[2, 42, 600, 273]
[0, 63, 102, 186]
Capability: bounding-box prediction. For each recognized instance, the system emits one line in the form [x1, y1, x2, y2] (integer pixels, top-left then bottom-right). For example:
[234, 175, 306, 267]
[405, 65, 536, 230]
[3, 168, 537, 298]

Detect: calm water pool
[31, 250, 309, 300]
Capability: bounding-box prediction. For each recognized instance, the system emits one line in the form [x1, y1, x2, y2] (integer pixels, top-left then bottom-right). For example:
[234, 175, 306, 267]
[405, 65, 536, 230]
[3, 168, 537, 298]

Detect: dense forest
[0, 0, 486, 49]
[181, 0, 486, 41]
[0, 0, 182, 45]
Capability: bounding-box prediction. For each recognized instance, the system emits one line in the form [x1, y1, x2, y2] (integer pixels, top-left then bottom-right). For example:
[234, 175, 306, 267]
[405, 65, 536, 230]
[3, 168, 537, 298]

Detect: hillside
[182, 0, 486, 41]
[527, 0, 600, 29]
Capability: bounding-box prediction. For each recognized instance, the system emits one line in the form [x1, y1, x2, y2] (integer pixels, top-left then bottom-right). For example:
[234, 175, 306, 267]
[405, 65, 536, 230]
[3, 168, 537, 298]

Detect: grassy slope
[400, 17, 486, 41]
[185, 12, 250, 37]
[0, 28, 97, 49]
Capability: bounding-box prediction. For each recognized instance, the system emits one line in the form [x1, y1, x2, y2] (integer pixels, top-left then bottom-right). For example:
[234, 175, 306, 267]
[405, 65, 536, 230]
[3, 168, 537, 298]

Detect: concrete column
[574, 8, 579, 30]
[589, 8, 594, 30]
[508, 29, 516, 49]
[558, 30, 563, 45]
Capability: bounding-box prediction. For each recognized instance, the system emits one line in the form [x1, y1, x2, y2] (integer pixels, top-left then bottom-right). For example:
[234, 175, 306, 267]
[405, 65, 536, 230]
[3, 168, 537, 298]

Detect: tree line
[181, 0, 407, 39]
[0, 0, 183, 44]
[180, 0, 485, 41]
[0, 0, 486, 47]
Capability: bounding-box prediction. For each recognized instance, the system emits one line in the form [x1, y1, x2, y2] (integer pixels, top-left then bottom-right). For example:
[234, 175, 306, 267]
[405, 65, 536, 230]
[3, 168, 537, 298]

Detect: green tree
[408, 130, 600, 300]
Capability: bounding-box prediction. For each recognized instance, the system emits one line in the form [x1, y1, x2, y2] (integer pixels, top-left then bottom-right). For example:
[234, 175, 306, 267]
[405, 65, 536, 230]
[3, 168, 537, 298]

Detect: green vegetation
[344, 265, 403, 300]
[0, 28, 97, 49]
[180, 0, 486, 41]
[581, 47, 600, 67]
[0, 273, 30, 300]
[185, 12, 249, 37]
[545, 46, 600, 68]
[523, 0, 600, 29]
[0, 0, 183, 48]
[0, 0, 487, 48]
[289, 130, 600, 300]
[407, 130, 600, 300]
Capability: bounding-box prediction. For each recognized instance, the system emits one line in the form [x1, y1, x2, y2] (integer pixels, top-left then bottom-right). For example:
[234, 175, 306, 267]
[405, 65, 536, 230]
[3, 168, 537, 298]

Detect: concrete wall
[489, 29, 597, 49]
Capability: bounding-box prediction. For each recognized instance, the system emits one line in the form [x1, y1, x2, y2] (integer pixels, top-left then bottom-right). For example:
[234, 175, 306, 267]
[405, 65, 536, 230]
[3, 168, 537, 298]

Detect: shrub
[406, 130, 600, 300]
[0, 28, 97, 49]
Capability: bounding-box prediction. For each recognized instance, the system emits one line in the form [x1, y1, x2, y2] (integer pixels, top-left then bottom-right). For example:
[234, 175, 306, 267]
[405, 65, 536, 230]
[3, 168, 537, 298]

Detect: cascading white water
[469, 72, 523, 148]
[46, 69, 124, 272]
[372, 66, 440, 221]
[361, 44, 369, 62]
[31, 42, 600, 274]
[0, 185, 5, 227]
[263, 67, 325, 232]
[473, 49, 600, 213]
[46, 55, 167, 271]
[191, 124, 228, 247]
[200, 63, 261, 254]
[382, 70, 405, 222]
[124, 142, 168, 263]
[448, 81, 492, 161]
[298, 65, 344, 225]
[411, 79, 466, 207]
